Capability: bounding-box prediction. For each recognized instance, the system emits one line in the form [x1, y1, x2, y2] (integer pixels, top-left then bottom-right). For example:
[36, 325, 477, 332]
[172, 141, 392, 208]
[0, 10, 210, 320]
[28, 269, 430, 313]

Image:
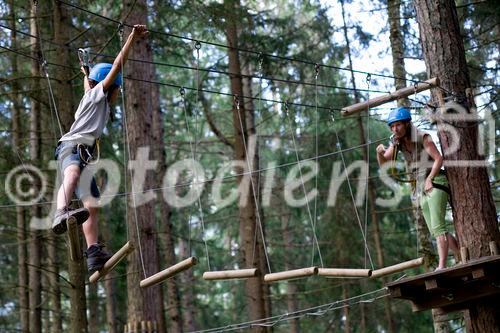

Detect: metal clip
[194, 41, 201, 50]
[78, 48, 90, 66]
[179, 87, 186, 97]
[78, 48, 91, 76]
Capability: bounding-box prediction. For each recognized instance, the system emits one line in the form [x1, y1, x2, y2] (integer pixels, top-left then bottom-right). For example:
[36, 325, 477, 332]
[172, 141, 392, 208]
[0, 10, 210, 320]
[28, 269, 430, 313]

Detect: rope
[31, 0, 76, 225]
[55, 0, 430, 87]
[234, 96, 272, 273]
[118, 25, 147, 279]
[0, 137, 391, 209]
[312, 63, 321, 267]
[329, 112, 375, 270]
[283, 102, 324, 268]
[0, 23, 392, 96]
[180, 87, 211, 270]
[363, 74, 371, 268]
[191, 287, 389, 333]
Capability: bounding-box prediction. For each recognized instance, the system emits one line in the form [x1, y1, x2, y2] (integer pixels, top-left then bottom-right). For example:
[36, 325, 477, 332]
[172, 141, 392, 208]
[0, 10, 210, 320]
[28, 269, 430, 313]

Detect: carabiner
[78, 48, 91, 76]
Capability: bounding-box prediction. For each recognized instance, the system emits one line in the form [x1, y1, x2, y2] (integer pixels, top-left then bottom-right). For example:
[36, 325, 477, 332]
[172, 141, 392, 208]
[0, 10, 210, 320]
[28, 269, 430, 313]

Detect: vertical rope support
[364, 73, 371, 269]
[234, 96, 272, 274]
[118, 24, 147, 278]
[33, 0, 74, 222]
[251, 53, 263, 266]
[283, 102, 324, 268]
[312, 63, 321, 267]
[180, 87, 211, 271]
[329, 111, 374, 270]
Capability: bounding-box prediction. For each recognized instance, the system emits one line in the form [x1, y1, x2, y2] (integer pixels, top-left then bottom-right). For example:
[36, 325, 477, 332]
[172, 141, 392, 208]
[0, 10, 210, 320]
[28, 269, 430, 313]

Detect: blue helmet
[88, 63, 122, 87]
[387, 107, 411, 126]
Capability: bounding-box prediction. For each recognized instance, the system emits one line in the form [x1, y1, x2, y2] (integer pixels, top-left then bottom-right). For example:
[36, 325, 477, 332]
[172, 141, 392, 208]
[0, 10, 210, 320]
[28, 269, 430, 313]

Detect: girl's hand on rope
[376, 144, 386, 156]
[131, 24, 149, 39]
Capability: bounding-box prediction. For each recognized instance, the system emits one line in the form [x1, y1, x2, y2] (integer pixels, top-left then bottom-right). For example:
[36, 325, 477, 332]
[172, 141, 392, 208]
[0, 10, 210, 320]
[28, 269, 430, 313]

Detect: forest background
[0, 0, 498, 332]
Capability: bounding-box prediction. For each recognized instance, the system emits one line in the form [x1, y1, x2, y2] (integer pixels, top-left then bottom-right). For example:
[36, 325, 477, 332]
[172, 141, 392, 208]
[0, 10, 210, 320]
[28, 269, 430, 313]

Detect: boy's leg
[81, 195, 99, 247]
[56, 164, 81, 209]
[53, 162, 89, 234]
[80, 180, 112, 271]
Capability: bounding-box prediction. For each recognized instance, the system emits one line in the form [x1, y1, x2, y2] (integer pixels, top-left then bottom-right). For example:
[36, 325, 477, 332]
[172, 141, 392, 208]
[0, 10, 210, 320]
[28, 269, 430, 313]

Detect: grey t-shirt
[59, 81, 109, 145]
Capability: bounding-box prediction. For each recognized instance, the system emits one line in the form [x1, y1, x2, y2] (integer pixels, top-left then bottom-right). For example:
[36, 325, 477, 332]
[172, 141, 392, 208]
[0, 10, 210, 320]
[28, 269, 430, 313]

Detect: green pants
[420, 174, 449, 237]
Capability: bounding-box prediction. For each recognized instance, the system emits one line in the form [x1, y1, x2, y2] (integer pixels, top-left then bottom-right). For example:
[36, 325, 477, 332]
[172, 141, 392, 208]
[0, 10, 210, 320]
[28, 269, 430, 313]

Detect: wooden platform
[385, 255, 500, 312]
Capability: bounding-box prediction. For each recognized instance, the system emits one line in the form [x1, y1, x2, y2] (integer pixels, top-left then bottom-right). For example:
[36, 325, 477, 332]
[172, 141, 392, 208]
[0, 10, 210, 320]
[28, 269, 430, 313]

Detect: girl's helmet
[387, 107, 411, 126]
[89, 63, 122, 87]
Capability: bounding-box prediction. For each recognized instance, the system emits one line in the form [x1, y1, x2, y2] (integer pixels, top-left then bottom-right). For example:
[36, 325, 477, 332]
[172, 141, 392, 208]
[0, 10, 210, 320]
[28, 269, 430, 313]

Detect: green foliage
[2, 0, 495, 332]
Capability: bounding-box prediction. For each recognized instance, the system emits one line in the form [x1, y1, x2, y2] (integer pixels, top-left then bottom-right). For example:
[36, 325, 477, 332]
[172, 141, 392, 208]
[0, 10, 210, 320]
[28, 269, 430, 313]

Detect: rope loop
[283, 100, 289, 113]
[234, 95, 240, 109]
[194, 40, 201, 50]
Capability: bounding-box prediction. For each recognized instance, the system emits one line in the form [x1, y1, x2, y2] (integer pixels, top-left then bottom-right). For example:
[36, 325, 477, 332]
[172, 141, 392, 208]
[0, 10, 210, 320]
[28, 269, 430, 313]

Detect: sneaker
[85, 244, 113, 272]
[52, 207, 89, 235]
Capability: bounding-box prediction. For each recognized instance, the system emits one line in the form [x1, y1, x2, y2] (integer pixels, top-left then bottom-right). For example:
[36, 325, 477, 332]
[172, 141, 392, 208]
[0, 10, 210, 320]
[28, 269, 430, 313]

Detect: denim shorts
[54, 141, 100, 199]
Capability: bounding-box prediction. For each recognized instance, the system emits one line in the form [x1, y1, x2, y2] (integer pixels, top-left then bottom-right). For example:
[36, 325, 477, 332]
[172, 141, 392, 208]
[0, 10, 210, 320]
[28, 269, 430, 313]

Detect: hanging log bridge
[341, 77, 439, 116]
[89, 241, 135, 283]
[385, 243, 500, 313]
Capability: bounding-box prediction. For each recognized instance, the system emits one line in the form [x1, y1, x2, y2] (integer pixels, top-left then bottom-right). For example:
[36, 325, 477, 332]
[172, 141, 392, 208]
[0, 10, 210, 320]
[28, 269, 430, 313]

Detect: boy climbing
[376, 107, 459, 270]
[53, 24, 149, 271]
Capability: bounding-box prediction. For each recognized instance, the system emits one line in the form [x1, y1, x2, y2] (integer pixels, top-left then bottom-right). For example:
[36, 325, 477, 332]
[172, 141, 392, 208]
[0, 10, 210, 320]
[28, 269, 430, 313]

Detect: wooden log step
[140, 257, 197, 288]
[203, 268, 259, 281]
[89, 241, 135, 283]
[264, 267, 318, 283]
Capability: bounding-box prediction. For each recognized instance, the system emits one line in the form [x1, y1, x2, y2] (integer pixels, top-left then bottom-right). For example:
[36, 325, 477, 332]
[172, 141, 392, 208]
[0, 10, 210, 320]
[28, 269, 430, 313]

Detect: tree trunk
[179, 239, 198, 332]
[88, 282, 99, 333]
[46, 234, 63, 333]
[52, 0, 75, 132]
[101, 204, 119, 333]
[241, 62, 271, 320]
[414, 1, 500, 331]
[28, 4, 42, 332]
[9, 1, 29, 330]
[342, 285, 351, 333]
[387, 0, 409, 107]
[281, 210, 300, 333]
[224, 1, 267, 330]
[123, 1, 165, 330]
[340, 2, 395, 332]
[152, 71, 183, 333]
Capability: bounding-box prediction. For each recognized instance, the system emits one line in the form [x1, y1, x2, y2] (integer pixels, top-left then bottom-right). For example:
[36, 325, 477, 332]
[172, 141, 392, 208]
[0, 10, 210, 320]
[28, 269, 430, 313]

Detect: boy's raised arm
[102, 24, 149, 91]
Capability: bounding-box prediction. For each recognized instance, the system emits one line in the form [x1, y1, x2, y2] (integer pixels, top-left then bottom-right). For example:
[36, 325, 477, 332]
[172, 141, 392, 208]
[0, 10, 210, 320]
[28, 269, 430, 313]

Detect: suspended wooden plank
[371, 257, 424, 278]
[89, 241, 135, 283]
[318, 268, 371, 278]
[203, 268, 259, 281]
[67, 216, 82, 261]
[264, 267, 318, 283]
[341, 77, 439, 116]
[140, 257, 197, 288]
[385, 255, 500, 313]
